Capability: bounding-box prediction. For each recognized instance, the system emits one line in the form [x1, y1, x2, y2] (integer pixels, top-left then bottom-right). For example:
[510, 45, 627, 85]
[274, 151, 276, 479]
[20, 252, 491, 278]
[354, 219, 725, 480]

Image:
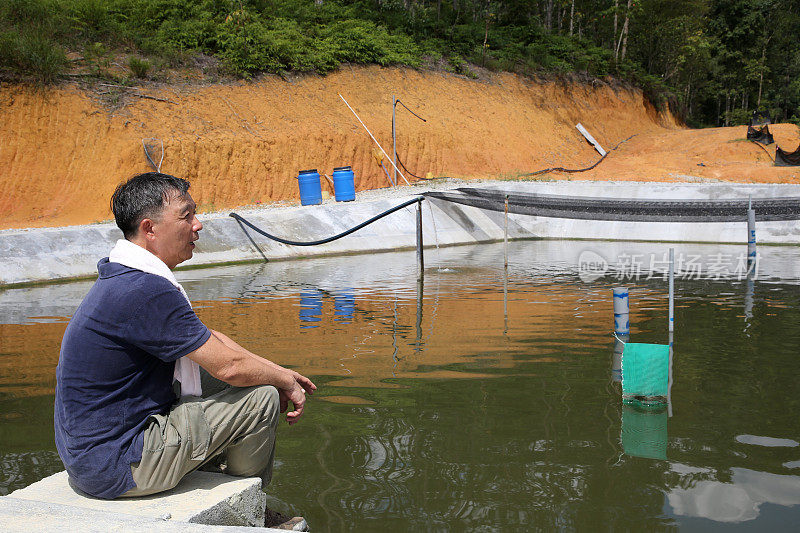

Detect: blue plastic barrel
[297, 169, 322, 206]
[332, 166, 355, 202]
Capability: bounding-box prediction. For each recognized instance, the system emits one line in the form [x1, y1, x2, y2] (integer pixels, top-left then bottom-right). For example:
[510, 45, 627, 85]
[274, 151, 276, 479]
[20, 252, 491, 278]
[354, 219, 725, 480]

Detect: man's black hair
[110, 172, 191, 239]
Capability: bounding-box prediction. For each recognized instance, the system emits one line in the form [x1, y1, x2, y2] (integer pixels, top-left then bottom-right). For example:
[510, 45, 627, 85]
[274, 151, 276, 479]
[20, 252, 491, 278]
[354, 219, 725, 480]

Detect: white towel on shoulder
[109, 239, 202, 397]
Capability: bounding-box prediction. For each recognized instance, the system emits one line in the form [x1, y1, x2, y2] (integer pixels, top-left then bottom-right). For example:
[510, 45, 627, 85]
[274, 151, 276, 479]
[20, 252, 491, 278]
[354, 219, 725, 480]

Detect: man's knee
[249, 385, 280, 428]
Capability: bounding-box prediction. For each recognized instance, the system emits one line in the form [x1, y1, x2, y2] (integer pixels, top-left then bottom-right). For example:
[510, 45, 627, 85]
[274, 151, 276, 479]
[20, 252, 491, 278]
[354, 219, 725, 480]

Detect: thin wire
[427, 200, 440, 249]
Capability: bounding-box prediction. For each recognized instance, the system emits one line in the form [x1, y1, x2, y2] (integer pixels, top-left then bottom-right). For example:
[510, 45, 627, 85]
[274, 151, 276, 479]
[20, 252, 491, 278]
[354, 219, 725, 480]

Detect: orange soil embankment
[1, 65, 798, 231]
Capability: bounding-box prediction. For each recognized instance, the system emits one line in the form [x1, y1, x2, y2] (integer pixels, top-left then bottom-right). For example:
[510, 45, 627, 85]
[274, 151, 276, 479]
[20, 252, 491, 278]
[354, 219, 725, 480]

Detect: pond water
[2, 240, 800, 531]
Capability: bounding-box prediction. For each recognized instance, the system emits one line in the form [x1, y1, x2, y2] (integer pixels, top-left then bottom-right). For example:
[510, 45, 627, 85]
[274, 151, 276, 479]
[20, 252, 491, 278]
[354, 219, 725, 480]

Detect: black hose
[399, 134, 637, 182]
[521, 134, 637, 177]
[394, 99, 427, 122]
[749, 139, 775, 162]
[397, 152, 426, 180]
[230, 197, 423, 246]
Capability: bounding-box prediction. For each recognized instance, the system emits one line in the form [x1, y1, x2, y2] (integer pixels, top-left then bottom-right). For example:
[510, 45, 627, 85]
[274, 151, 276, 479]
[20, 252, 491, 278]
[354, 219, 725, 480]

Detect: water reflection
[735, 435, 799, 448]
[334, 289, 356, 324]
[611, 333, 627, 383]
[621, 403, 668, 460]
[299, 289, 323, 327]
[2, 240, 800, 529]
[744, 270, 756, 338]
[667, 467, 800, 523]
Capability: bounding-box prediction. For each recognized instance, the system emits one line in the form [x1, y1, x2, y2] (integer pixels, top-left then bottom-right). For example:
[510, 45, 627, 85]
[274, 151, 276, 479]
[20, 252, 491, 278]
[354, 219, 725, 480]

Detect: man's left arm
[208, 329, 315, 418]
[210, 330, 308, 378]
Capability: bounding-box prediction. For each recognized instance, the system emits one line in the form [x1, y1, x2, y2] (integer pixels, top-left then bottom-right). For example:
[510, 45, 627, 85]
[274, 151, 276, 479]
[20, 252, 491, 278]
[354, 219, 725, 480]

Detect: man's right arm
[186, 333, 315, 424]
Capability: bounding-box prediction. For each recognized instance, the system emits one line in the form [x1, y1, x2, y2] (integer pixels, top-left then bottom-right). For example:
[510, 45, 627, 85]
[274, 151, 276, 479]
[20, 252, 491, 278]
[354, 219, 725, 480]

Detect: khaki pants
[121, 385, 280, 497]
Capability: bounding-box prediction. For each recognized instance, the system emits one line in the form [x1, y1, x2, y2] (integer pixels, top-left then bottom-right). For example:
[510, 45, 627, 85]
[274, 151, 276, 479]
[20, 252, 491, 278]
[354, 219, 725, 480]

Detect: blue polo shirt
[54, 259, 211, 499]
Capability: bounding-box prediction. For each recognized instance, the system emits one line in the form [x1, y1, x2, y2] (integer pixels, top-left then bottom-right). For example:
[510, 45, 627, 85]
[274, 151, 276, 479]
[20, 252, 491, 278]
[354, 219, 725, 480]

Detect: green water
[1, 241, 800, 531]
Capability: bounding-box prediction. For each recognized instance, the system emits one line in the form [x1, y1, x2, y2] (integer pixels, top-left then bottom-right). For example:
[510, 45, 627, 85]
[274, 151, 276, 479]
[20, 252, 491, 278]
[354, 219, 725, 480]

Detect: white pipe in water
[668, 247, 674, 333]
[667, 330, 674, 418]
[612, 287, 630, 335]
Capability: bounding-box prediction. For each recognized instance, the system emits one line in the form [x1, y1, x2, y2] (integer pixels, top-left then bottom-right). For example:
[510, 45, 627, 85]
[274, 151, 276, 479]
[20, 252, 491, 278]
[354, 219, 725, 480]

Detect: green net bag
[621, 342, 669, 405]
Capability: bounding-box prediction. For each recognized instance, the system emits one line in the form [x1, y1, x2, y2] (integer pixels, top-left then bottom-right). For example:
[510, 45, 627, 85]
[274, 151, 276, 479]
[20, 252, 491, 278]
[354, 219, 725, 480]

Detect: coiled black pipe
[230, 197, 423, 246]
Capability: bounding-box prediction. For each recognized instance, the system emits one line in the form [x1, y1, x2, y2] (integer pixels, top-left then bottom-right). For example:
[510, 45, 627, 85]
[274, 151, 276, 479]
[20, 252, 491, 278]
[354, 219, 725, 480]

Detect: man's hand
[279, 371, 316, 425]
[188, 330, 317, 424]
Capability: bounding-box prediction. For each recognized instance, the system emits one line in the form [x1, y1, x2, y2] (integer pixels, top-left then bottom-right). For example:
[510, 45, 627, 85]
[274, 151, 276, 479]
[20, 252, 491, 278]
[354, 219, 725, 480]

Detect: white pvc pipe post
[747, 196, 757, 269]
[668, 248, 675, 333]
[613, 287, 630, 335]
[339, 94, 411, 185]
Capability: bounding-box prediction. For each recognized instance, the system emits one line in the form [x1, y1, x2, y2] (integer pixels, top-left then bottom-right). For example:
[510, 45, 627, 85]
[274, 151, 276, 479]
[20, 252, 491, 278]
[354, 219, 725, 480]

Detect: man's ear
[139, 218, 156, 241]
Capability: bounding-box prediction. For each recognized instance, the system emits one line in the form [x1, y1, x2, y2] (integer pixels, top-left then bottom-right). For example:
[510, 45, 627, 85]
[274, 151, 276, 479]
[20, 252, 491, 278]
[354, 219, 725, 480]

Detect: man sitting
[54, 172, 315, 500]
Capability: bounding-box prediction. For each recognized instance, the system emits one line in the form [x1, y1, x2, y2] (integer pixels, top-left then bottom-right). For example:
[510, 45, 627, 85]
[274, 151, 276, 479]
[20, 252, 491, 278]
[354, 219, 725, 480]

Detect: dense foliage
[1, 0, 799, 126]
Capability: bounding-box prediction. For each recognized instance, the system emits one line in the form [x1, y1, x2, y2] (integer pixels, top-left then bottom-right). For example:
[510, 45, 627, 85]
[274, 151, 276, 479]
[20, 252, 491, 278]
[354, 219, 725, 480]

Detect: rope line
[230, 197, 423, 246]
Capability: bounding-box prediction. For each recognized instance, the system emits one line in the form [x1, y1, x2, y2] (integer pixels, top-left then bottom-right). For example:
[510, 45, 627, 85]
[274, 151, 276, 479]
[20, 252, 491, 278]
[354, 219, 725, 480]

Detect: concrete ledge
[0, 497, 289, 532]
[8, 470, 266, 528]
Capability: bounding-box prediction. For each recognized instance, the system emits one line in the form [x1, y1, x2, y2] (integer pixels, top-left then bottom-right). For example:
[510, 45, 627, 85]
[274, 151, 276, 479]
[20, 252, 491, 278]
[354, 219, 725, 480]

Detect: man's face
[149, 192, 203, 269]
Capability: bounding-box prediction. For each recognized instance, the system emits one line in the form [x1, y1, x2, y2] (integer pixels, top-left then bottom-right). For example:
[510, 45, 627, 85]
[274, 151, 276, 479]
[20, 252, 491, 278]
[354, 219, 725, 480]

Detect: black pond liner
[775, 143, 800, 167]
[747, 124, 774, 145]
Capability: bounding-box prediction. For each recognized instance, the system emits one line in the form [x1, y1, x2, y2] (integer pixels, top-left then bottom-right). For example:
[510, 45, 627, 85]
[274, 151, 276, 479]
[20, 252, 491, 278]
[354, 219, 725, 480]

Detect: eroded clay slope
[3, 65, 764, 230]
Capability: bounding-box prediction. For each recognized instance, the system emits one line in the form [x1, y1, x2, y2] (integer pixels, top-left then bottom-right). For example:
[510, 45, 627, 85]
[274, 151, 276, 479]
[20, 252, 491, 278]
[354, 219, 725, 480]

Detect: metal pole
[416, 276, 423, 351]
[503, 262, 508, 335]
[668, 248, 674, 333]
[416, 200, 424, 277]
[392, 95, 397, 187]
[747, 196, 756, 269]
[504, 194, 509, 269]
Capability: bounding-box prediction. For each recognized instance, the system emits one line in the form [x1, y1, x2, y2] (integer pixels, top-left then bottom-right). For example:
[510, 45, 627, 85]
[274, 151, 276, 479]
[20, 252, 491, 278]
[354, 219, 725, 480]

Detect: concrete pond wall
[3, 180, 800, 287]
